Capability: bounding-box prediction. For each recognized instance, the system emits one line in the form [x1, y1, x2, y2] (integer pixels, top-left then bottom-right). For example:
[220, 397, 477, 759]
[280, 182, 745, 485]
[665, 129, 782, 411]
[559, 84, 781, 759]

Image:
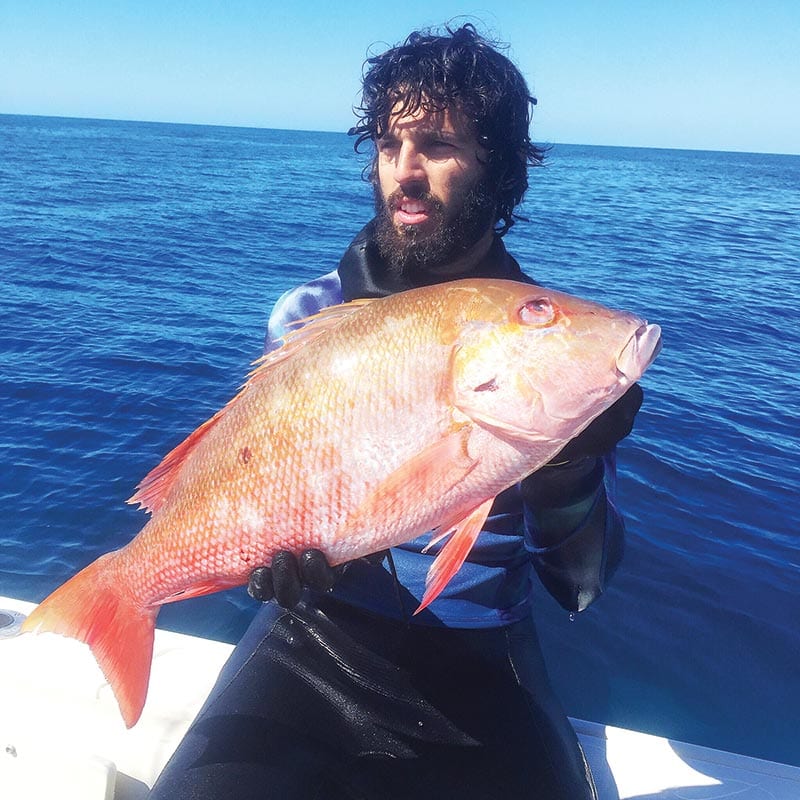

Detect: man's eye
[426, 140, 457, 157]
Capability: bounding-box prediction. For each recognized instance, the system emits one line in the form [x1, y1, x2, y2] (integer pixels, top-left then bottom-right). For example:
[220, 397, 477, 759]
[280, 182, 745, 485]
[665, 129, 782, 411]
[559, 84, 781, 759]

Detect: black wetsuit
[149, 223, 622, 799]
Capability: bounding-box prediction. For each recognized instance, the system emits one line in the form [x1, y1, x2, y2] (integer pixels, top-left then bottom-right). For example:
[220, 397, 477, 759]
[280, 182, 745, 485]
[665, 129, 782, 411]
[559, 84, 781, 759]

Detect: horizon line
[2, 111, 798, 159]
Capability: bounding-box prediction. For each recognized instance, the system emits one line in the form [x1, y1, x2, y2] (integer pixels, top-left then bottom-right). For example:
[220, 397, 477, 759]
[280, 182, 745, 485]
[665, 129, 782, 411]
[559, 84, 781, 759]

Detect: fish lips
[616, 323, 662, 384]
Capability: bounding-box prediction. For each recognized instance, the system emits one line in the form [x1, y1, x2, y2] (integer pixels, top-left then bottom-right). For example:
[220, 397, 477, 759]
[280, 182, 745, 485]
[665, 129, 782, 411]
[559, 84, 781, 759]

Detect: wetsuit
[149, 222, 624, 799]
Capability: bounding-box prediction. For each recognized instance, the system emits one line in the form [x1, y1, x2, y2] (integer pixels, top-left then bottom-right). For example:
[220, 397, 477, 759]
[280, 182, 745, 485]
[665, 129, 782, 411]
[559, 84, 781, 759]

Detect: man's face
[372, 102, 496, 277]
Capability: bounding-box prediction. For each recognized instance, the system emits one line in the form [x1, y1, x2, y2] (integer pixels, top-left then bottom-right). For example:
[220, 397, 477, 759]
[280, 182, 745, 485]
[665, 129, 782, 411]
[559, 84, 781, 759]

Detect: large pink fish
[22, 278, 661, 726]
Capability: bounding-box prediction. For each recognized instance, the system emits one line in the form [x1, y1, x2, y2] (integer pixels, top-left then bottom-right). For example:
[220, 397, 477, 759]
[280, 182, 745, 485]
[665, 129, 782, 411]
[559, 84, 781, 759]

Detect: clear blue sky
[2, 1, 798, 154]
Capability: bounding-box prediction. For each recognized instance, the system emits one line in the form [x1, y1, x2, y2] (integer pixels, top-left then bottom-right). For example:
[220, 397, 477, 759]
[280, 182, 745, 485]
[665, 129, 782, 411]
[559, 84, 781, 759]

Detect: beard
[372, 178, 497, 281]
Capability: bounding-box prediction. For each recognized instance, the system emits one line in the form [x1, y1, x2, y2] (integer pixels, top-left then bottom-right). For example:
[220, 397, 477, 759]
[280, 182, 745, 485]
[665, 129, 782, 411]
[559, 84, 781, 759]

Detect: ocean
[1, 114, 798, 768]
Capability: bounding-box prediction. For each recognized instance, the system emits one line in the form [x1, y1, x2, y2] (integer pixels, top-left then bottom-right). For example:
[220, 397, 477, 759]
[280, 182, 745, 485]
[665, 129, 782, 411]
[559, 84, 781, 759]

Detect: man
[150, 24, 642, 799]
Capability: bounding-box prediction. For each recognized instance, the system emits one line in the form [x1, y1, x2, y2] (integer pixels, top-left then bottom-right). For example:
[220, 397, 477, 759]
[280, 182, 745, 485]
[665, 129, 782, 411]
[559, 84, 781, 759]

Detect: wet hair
[349, 23, 545, 235]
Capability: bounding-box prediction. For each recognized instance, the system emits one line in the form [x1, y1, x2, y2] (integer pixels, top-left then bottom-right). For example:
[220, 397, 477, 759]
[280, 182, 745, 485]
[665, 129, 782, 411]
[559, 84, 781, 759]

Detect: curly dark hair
[349, 23, 545, 235]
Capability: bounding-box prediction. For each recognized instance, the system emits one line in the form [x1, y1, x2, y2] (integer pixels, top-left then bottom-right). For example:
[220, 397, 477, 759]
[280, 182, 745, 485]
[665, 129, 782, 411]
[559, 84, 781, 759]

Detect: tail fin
[21, 552, 157, 728]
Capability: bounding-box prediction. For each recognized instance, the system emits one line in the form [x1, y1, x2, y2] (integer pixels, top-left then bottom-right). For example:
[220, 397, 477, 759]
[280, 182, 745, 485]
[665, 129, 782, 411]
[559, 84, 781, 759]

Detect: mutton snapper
[22, 278, 661, 727]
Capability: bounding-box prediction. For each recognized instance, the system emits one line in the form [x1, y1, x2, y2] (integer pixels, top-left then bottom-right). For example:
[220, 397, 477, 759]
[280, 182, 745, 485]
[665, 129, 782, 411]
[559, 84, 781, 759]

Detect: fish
[21, 278, 661, 727]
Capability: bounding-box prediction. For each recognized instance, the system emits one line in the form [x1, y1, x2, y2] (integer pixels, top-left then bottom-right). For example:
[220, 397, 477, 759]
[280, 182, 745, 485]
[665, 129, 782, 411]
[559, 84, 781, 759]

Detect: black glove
[552, 383, 644, 463]
[247, 549, 389, 608]
[248, 549, 338, 608]
[521, 383, 644, 524]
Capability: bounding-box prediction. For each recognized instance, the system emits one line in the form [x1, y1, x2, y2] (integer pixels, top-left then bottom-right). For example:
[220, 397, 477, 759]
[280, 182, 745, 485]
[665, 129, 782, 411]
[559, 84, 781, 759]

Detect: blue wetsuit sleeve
[264, 270, 342, 353]
[522, 452, 624, 613]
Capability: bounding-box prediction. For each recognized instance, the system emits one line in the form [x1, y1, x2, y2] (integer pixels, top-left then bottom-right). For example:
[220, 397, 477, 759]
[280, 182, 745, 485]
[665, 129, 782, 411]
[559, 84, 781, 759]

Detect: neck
[422, 227, 496, 278]
[338, 220, 526, 302]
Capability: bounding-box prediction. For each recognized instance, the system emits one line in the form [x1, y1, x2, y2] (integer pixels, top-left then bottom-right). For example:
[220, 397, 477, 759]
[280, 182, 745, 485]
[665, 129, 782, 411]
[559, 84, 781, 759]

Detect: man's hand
[247, 549, 390, 608]
[248, 549, 338, 608]
[521, 383, 644, 525]
[553, 383, 644, 463]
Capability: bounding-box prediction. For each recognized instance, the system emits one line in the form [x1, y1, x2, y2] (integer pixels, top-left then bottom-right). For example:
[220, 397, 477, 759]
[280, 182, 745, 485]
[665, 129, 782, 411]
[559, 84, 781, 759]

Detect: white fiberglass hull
[2, 596, 798, 800]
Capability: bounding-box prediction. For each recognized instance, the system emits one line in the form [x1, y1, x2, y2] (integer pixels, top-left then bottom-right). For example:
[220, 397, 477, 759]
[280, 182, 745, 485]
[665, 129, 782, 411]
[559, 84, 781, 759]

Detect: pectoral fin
[415, 496, 495, 613]
[336, 427, 476, 543]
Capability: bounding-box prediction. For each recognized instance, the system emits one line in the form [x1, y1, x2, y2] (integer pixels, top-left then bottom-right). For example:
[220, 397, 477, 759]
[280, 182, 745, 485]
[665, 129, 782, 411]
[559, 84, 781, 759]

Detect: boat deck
[2, 595, 798, 799]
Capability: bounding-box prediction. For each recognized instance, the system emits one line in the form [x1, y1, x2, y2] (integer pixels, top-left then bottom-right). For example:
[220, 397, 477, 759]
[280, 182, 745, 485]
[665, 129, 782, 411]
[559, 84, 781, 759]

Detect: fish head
[448, 280, 662, 445]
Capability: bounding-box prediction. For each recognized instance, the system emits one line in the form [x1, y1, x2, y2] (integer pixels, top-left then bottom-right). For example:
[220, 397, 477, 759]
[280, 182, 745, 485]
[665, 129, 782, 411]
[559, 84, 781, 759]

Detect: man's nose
[393, 143, 426, 186]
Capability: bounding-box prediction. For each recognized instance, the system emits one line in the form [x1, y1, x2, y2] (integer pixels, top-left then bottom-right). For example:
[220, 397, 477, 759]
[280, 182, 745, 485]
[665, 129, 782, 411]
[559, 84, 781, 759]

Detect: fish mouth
[616, 323, 662, 383]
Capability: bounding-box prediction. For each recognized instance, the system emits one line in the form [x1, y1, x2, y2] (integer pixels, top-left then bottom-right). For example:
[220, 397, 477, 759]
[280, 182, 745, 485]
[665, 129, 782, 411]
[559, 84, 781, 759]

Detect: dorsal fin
[127, 408, 227, 513]
[128, 298, 374, 514]
[247, 298, 373, 384]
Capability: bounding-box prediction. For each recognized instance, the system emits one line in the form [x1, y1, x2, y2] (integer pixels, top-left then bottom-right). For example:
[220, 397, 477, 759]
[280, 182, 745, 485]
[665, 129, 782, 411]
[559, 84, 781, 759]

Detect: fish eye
[518, 297, 555, 326]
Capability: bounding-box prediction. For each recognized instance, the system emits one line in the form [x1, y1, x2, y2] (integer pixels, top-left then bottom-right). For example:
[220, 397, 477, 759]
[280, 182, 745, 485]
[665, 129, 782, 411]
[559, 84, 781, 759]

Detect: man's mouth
[394, 197, 430, 226]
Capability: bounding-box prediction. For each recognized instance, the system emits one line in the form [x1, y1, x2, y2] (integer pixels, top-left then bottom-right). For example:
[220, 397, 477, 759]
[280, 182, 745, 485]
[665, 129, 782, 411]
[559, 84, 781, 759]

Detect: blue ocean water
[1, 114, 798, 767]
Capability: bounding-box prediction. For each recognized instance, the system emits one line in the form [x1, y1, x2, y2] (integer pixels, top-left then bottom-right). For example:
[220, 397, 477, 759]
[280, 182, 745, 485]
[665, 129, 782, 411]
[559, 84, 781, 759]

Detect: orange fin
[129, 298, 374, 514]
[336, 427, 477, 544]
[415, 496, 495, 614]
[21, 553, 157, 728]
[249, 298, 374, 380]
[159, 575, 242, 605]
[128, 409, 226, 513]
